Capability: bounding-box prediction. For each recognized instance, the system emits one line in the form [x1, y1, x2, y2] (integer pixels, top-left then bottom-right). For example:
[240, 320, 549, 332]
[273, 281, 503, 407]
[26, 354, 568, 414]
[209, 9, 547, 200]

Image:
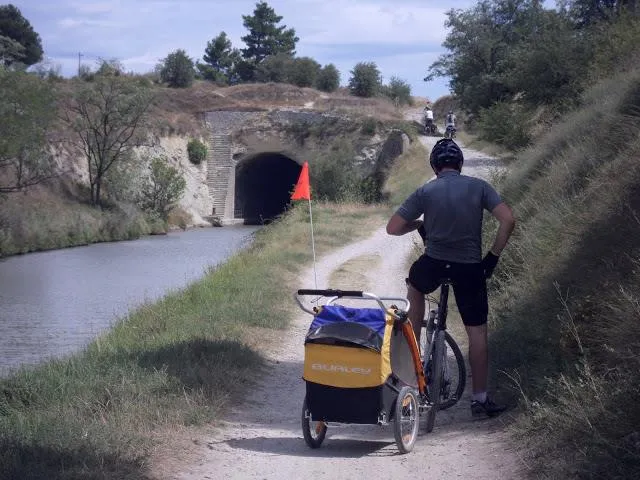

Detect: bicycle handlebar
[297, 289, 364, 297]
[295, 289, 410, 316]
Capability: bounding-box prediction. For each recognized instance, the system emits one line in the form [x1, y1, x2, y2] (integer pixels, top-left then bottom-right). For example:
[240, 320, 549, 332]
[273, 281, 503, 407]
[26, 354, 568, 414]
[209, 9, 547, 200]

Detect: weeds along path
[157, 125, 522, 480]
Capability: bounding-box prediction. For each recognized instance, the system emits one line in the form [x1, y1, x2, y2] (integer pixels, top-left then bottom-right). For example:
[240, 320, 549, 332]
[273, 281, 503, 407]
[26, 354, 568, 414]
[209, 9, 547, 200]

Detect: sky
[14, 0, 478, 101]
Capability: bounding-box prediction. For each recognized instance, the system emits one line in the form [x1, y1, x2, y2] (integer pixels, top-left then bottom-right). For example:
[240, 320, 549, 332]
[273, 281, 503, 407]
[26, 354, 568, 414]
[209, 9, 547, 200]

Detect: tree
[241, 1, 299, 72]
[254, 52, 293, 83]
[66, 76, 153, 206]
[426, 0, 561, 113]
[95, 58, 125, 77]
[566, 0, 625, 27]
[425, 0, 596, 113]
[289, 57, 321, 87]
[0, 34, 24, 65]
[0, 4, 43, 67]
[507, 9, 590, 105]
[348, 62, 382, 97]
[160, 49, 195, 88]
[198, 31, 241, 84]
[231, 58, 257, 83]
[30, 57, 63, 81]
[382, 76, 413, 106]
[0, 69, 56, 193]
[316, 64, 340, 92]
[139, 157, 186, 220]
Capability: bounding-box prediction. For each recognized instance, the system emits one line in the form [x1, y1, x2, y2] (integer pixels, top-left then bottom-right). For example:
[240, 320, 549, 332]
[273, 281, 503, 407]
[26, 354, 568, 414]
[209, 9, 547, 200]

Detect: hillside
[486, 67, 640, 478]
[145, 81, 404, 136]
[0, 78, 408, 258]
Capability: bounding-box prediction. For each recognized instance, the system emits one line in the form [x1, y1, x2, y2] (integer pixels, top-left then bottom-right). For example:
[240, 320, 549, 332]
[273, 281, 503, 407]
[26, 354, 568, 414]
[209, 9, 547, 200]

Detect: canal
[0, 225, 259, 375]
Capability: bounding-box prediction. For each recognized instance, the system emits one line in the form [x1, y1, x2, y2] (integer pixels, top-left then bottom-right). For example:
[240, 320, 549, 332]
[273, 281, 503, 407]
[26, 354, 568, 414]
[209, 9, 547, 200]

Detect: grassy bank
[0, 141, 427, 479]
[0, 187, 164, 258]
[486, 67, 640, 478]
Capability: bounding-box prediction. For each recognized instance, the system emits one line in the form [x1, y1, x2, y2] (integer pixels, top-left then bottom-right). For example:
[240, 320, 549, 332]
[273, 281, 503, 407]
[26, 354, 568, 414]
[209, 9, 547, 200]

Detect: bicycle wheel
[420, 328, 466, 411]
[440, 332, 466, 410]
[301, 396, 327, 448]
[393, 386, 419, 454]
[425, 330, 445, 433]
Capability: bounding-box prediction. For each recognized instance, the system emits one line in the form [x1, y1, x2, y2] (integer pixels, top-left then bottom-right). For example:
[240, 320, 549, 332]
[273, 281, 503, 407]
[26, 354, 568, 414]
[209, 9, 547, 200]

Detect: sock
[472, 392, 487, 403]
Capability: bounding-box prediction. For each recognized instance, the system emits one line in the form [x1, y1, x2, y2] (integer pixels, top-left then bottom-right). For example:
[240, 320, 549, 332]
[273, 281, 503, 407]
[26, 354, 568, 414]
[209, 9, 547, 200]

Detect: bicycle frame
[422, 280, 451, 401]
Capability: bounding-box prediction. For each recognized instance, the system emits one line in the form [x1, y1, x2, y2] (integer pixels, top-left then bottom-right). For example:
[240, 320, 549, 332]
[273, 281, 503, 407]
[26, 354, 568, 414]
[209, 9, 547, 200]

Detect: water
[0, 225, 259, 375]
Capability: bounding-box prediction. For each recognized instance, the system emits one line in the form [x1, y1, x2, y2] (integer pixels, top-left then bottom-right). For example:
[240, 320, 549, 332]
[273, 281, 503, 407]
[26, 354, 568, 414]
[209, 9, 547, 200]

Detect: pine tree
[0, 4, 43, 66]
[198, 32, 240, 84]
[241, 1, 299, 67]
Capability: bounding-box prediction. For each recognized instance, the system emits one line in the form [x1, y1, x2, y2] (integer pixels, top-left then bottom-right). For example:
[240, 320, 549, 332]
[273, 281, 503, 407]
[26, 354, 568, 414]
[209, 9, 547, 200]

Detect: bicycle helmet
[429, 138, 464, 171]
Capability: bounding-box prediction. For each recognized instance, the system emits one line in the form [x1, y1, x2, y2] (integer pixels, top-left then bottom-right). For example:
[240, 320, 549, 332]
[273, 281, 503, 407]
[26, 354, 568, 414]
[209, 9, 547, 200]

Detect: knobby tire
[425, 330, 445, 433]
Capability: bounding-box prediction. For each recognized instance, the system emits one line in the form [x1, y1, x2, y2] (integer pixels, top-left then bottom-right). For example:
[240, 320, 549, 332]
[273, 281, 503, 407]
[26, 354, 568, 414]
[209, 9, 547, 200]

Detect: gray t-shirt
[396, 171, 502, 263]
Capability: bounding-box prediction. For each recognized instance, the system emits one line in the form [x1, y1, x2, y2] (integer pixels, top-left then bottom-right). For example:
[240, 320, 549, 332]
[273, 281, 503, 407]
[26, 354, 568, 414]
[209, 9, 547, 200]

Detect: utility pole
[78, 52, 83, 76]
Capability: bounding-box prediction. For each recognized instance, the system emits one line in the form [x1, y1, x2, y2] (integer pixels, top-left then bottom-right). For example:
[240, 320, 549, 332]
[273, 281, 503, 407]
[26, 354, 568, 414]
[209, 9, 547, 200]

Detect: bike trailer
[303, 304, 419, 424]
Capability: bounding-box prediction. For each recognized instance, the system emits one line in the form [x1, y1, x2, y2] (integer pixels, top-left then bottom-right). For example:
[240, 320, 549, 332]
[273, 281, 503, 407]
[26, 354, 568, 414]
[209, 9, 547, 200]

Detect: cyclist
[446, 110, 456, 128]
[385, 139, 516, 418]
[423, 106, 435, 134]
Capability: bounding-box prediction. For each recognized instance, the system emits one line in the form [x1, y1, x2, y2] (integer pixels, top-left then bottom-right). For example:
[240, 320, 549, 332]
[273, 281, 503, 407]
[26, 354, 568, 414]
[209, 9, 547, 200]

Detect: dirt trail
[158, 115, 522, 480]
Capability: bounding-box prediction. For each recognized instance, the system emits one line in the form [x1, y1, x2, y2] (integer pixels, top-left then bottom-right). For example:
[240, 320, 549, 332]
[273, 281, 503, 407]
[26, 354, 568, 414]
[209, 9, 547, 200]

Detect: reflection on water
[0, 226, 259, 375]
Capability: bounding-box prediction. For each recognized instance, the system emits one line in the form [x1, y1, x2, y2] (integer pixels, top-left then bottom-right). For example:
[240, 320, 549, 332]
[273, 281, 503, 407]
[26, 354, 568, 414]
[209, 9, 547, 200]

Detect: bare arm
[489, 203, 516, 255]
[386, 214, 422, 236]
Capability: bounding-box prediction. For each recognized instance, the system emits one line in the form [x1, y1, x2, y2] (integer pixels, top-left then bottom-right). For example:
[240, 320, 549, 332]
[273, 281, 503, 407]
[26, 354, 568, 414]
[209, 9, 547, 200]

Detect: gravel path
[158, 114, 522, 480]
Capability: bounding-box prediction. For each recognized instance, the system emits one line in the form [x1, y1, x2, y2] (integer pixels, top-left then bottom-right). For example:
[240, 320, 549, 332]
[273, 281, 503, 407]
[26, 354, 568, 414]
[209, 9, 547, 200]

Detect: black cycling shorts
[407, 254, 488, 327]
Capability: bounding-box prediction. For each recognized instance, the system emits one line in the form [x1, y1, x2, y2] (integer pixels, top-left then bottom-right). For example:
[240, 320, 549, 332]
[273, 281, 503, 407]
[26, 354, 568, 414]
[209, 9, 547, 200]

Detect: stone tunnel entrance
[234, 152, 302, 225]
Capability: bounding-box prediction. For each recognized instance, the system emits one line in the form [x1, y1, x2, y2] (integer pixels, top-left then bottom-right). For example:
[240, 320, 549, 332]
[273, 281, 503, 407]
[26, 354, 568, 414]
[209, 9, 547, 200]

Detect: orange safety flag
[291, 161, 311, 200]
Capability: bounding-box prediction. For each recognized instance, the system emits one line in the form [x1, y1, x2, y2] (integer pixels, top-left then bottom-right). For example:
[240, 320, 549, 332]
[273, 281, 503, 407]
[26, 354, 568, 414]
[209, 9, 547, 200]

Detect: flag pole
[291, 161, 317, 288]
[307, 197, 318, 289]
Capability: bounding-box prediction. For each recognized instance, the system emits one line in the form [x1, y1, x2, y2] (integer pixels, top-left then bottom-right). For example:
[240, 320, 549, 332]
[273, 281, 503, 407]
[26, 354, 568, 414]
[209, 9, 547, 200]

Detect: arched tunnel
[234, 152, 302, 225]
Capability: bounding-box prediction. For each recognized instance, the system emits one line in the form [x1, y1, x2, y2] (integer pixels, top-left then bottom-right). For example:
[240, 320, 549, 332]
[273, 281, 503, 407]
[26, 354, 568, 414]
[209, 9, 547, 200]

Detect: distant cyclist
[386, 139, 516, 418]
[423, 106, 435, 134]
[446, 110, 456, 128]
[423, 106, 434, 122]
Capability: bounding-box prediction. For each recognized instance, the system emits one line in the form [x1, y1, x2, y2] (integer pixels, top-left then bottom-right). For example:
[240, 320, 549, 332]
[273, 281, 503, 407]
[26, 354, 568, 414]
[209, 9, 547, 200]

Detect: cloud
[121, 52, 163, 71]
[70, 1, 118, 15]
[58, 17, 123, 29]
[19, 0, 468, 99]
[291, 1, 448, 46]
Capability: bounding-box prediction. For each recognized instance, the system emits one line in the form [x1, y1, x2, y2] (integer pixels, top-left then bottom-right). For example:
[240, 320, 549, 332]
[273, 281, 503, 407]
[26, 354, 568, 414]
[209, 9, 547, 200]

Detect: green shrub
[381, 76, 413, 106]
[477, 102, 531, 150]
[289, 57, 320, 87]
[316, 64, 340, 92]
[187, 138, 207, 164]
[348, 62, 381, 98]
[255, 53, 293, 83]
[160, 49, 195, 88]
[311, 139, 382, 203]
[138, 157, 187, 220]
[360, 117, 377, 136]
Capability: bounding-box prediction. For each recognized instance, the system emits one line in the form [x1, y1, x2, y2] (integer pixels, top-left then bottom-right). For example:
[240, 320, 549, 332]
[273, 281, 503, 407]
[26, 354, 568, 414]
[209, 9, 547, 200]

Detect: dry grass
[315, 95, 403, 120]
[220, 82, 321, 104]
[55, 79, 405, 140]
[486, 67, 640, 478]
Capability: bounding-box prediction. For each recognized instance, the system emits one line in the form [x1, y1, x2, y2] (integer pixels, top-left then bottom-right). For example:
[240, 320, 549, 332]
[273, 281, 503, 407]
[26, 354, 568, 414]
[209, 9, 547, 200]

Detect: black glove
[481, 252, 500, 279]
[417, 223, 426, 243]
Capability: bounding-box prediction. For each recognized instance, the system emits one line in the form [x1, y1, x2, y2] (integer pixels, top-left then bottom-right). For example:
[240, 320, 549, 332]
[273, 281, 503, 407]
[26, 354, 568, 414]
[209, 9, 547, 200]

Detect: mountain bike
[444, 125, 457, 139]
[420, 278, 466, 433]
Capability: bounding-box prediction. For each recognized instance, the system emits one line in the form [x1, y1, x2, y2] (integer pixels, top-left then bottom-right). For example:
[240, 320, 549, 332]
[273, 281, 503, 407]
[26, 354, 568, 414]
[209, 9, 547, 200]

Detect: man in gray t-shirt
[386, 138, 515, 418]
